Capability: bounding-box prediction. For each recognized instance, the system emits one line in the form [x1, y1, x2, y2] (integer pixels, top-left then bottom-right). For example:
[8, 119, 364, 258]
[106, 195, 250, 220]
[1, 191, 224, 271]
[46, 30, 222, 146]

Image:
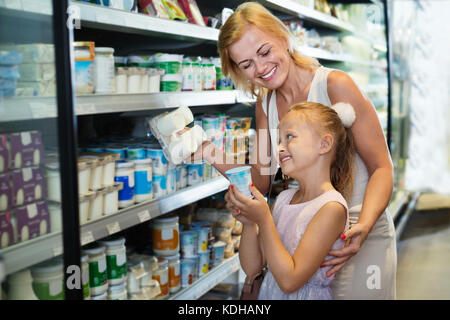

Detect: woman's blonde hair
[218, 2, 319, 101]
[286, 102, 355, 202]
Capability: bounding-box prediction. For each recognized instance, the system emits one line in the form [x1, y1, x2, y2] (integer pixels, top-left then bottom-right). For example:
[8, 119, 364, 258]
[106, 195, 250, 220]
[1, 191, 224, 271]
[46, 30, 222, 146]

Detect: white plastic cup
[225, 166, 253, 198]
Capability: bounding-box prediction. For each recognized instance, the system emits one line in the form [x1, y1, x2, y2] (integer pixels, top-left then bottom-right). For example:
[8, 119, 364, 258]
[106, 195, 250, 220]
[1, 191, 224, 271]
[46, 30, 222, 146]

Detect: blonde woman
[193, 2, 396, 299]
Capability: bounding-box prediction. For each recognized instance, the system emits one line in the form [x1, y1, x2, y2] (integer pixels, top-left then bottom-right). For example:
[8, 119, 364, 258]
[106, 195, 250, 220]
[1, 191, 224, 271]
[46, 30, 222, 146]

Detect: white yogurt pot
[45, 161, 61, 202]
[88, 189, 106, 222]
[103, 182, 123, 216]
[78, 158, 95, 195]
[79, 192, 95, 226]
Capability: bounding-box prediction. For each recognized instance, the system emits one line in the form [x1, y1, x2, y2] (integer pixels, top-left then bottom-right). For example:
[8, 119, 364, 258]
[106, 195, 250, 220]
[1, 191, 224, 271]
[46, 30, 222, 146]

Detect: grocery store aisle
[396, 202, 450, 299]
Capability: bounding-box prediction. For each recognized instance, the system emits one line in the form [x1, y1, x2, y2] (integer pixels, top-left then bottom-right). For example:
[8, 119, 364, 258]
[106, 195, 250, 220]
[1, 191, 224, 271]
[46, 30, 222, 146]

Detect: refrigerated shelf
[0, 176, 230, 276]
[0, 90, 248, 122]
[169, 254, 241, 300]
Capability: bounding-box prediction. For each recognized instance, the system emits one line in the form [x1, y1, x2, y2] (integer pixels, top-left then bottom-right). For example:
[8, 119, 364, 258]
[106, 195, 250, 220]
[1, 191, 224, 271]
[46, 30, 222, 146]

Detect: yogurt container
[180, 259, 195, 288]
[107, 283, 127, 300]
[103, 182, 122, 215]
[146, 148, 168, 176]
[79, 155, 104, 191]
[98, 237, 127, 286]
[187, 162, 203, 186]
[104, 146, 127, 160]
[88, 189, 106, 222]
[191, 226, 209, 253]
[210, 241, 226, 265]
[160, 74, 182, 92]
[79, 191, 95, 225]
[165, 253, 181, 293]
[114, 160, 135, 208]
[166, 165, 177, 194]
[176, 165, 188, 190]
[152, 257, 169, 299]
[127, 147, 146, 160]
[152, 175, 167, 199]
[225, 166, 253, 198]
[180, 230, 197, 258]
[91, 292, 107, 300]
[182, 255, 198, 282]
[198, 250, 210, 277]
[82, 245, 108, 296]
[153, 53, 183, 74]
[30, 258, 64, 300]
[202, 116, 219, 139]
[133, 159, 153, 203]
[152, 216, 179, 257]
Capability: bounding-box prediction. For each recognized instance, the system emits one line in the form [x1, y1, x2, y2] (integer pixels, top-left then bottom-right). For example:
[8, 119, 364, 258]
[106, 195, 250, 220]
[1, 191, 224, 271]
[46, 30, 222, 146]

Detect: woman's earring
[282, 173, 290, 181]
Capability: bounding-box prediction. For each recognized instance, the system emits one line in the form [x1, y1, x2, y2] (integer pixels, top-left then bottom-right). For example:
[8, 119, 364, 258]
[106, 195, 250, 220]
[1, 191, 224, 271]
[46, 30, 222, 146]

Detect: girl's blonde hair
[218, 2, 319, 101]
[287, 102, 355, 202]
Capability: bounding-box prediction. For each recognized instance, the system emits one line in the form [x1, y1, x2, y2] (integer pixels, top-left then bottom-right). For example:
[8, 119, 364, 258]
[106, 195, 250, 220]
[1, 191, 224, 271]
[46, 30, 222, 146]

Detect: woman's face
[228, 24, 291, 90]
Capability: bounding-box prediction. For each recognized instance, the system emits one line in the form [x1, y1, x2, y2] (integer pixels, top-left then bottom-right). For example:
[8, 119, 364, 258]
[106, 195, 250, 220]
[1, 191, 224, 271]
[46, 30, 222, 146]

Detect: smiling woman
[217, 2, 318, 101]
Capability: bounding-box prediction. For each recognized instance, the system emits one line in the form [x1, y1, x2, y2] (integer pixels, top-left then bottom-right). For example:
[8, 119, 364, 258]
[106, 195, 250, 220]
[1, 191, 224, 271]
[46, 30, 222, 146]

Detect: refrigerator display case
[1, 0, 406, 300]
[0, 0, 81, 300]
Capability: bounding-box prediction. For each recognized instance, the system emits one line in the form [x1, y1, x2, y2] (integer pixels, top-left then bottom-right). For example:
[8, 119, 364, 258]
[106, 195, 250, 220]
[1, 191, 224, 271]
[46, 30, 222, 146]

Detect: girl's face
[227, 25, 291, 90]
[277, 113, 323, 177]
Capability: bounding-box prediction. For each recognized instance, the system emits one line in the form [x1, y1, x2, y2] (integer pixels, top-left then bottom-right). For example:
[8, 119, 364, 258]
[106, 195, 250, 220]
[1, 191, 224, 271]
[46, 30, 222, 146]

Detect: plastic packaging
[166, 165, 177, 194]
[103, 182, 123, 215]
[107, 283, 127, 300]
[7, 269, 38, 300]
[98, 237, 127, 285]
[192, 226, 209, 253]
[192, 63, 202, 91]
[181, 62, 194, 91]
[81, 255, 90, 300]
[152, 216, 179, 256]
[82, 245, 108, 296]
[160, 74, 182, 92]
[180, 259, 195, 288]
[182, 255, 198, 282]
[187, 162, 203, 185]
[115, 67, 128, 93]
[114, 160, 135, 208]
[74, 42, 95, 94]
[180, 230, 197, 258]
[133, 158, 153, 202]
[177, 0, 206, 26]
[94, 47, 115, 94]
[104, 146, 127, 160]
[153, 53, 183, 74]
[30, 258, 64, 300]
[197, 250, 210, 277]
[128, 147, 146, 160]
[79, 155, 104, 191]
[146, 148, 168, 176]
[165, 253, 181, 293]
[91, 292, 107, 300]
[152, 257, 169, 299]
[88, 189, 105, 222]
[79, 192, 95, 225]
[152, 175, 167, 198]
[210, 241, 226, 266]
[225, 166, 253, 198]
[148, 68, 163, 93]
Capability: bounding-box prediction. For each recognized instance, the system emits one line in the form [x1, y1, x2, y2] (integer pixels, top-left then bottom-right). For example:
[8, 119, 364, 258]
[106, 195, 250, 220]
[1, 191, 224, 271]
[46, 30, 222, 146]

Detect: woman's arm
[322, 70, 394, 275]
[328, 70, 393, 232]
[229, 185, 346, 294]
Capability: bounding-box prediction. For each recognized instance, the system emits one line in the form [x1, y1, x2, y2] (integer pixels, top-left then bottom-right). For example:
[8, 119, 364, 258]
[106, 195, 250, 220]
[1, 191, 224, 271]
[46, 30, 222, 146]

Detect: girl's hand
[228, 183, 271, 226]
[321, 223, 370, 277]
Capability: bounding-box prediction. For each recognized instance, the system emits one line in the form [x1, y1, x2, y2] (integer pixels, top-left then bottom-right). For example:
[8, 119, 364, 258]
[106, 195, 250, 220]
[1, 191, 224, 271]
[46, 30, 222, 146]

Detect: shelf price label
[81, 231, 95, 246]
[137, 210, 151, 223]
[106, 221, 121, 235]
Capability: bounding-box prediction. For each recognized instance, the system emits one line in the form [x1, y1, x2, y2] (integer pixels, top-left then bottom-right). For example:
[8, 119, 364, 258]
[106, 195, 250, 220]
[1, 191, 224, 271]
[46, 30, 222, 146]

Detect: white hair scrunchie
[330, 102, 356, 128]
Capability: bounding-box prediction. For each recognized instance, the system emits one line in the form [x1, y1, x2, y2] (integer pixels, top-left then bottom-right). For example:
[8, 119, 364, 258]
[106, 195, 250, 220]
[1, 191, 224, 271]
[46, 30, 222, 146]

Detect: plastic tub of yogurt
[187, 162, 203, 186]
[146, 148, 168, 176]
[30, 258, 64, 300]
[104, 146, 127, 160]
[153, 53, 183, 74]
[152, 175, 167, 199]
[197, 251, 210, 277]
[79, 191, 95, 225]
[103, 182, 123, 215]
[114, 160, 135, 208]
[180, 231, 197, 258]
[180, 259, 195, 288]
[160, 74, 182, 92]
[225, 166, 253, 198]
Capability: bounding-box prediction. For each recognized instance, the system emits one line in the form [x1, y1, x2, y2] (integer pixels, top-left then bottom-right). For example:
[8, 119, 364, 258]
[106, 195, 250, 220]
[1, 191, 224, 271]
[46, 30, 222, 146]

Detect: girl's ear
[319, 134, 334, 155]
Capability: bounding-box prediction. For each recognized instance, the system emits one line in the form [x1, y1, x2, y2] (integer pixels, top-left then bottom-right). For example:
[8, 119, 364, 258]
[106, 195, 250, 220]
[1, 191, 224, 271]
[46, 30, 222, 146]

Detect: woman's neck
[276, 63, 317, 105]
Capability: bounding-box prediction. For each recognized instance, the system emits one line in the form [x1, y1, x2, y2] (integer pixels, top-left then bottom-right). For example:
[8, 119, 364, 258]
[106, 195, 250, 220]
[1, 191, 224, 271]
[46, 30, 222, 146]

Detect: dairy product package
[161, 0, 187, 21]
[148, 106, 207, 165]
[16, 80, 56, 97]
[18, 63, 56, 81]
[177, 0, 206, 26]
[139, 0, 170, 19]
[0, 135, 9, 173]
[0, 44, 55, 64]
[0, 173, 12, 212]
[0, 50, 23, 65]
[8, 131, 45, 169]
[0, 65, 20, 79]
[11, 167, 46, 207]
[13, 200, 50, 244]
[0, 211, 15, 249]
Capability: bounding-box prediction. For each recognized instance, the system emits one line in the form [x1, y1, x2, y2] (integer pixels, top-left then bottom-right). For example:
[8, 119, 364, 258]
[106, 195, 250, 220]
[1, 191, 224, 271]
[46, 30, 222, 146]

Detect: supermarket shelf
[0, 176, 230, 276]
[72, 1, 219, 43]
[80, 176, 230, 248]
[258, 0, 355, 32]
[169, 254, 241, 300]
[300, 46, 387, 68]
[0, 90, 247, 122]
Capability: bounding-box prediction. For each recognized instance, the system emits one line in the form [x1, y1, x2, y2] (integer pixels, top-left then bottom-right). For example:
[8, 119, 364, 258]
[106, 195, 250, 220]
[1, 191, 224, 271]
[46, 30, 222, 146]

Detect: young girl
[228, 101, 355, 300]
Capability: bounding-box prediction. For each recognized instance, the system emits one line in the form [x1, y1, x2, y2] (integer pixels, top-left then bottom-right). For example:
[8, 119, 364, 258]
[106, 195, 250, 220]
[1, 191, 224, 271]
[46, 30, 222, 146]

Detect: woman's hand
[189, 140, 214, 162]
[228, 183, 271, 226]
[321, 223, 370, 277]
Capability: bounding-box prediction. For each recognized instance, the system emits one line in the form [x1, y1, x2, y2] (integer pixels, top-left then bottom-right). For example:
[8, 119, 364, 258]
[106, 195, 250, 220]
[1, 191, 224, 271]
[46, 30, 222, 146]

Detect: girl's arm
[229, 185, 346, 294]
[322, 70, 394, 275]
